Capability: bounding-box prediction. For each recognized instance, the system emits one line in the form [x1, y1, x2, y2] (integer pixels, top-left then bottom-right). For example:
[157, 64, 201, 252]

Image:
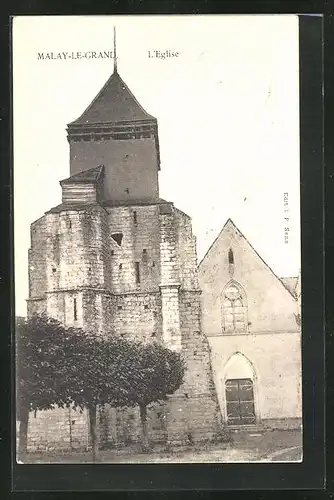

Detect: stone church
[198, 219, 302, 430]
[24, 56, 302, 453]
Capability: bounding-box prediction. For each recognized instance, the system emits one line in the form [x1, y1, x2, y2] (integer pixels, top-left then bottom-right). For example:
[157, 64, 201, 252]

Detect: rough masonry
[26, 66, 222, 451]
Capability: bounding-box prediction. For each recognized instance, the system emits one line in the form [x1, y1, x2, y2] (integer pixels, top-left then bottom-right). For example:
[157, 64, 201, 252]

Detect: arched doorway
[223, 352, 257, 426]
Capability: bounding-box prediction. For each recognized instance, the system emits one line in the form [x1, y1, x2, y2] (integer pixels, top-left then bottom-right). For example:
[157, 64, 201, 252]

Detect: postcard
[13, 14, 302, 464]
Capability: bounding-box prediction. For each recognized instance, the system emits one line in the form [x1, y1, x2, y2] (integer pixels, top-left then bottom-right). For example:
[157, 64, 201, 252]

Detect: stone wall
[159, 203, 182, 351]
[111, 292, 162, 341]
[25, 407, 90, 453]
[106, 204, 161, 294]
[175, 208, 199, 290]
[100, 403, 168, 447]
[28, 216, 48, 299]
[177, 291, 223, 443]
[26, 198, 224, 451]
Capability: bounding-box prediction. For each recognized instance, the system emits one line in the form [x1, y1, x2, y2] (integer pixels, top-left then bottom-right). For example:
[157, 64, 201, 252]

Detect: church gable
[198, 219, 299, 336]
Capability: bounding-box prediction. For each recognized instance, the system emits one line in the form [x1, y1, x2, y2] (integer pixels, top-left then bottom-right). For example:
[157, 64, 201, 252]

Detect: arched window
[222, 281, 247, 333]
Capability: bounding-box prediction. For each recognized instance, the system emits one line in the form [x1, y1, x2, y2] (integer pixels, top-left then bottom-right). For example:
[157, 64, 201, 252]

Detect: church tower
[67, 42, 160, 203]
[27, 31, 222, 450]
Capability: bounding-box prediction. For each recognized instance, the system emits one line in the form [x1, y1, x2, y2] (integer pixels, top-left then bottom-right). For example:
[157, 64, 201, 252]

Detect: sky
[13, 15, 300, 317]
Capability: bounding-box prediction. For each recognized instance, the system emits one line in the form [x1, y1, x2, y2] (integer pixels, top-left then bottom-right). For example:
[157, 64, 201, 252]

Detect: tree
[16, 315, 138, 462]
[63, 331, 139, 461]
[16, 314, 186, 460]
[16, 314, 71, 458]
[64, 336, 186, 457]
[125, 342, 186, 452]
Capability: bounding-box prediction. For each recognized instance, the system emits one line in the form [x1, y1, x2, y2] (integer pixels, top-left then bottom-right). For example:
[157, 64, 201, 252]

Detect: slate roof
[60, 165, 104, 185]
[68, 71, 156, 126]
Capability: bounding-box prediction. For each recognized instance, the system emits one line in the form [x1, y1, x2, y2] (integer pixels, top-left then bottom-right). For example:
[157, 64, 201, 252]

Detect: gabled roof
[68, 71, 156, 126]
[60, 165, 104, 185]
[199, 218, 297, 300]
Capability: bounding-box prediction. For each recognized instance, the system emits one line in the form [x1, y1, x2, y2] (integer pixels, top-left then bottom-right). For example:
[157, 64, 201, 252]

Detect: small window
[135, 262, 140, 284]
[73, 298, 77, 321]
[119, 263, 123, 270]
[111, 233, 123, 246]
[133, 211, 138, 225]
[228, 248, 234, 265]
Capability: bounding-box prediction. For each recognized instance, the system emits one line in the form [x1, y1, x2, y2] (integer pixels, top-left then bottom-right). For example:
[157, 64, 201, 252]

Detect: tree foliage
[16, 314, 186, 458]
[123, 341, 186, 451]
[16, 316, 137, 412]
[16, 314, 74, 458]
[62, 329, 139, 410]
[16, 314, 71, 414]
[126, 341, 186, 408]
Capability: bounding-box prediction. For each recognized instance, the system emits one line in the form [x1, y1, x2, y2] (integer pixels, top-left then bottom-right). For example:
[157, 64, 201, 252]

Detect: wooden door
[225, 378, 256, 425]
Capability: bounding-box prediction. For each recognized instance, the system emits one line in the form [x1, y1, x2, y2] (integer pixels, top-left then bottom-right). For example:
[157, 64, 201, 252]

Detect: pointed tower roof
[68, 71, 156, 126]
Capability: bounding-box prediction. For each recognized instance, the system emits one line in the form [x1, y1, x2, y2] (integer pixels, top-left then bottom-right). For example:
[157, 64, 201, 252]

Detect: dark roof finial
[113, 26, 117, 74]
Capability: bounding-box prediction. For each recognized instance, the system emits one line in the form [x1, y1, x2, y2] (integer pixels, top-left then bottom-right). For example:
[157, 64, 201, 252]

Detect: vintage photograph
[14, 14, 302, 463]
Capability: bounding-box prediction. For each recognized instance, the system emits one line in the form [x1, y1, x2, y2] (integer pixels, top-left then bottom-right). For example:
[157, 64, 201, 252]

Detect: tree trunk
[89, 405, 99, 462]
[139, 404, 149, 452]
[18, 406, 29, 461]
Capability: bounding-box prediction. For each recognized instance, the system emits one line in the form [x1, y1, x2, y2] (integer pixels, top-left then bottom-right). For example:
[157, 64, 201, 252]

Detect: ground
[21, 429, 302, 463]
